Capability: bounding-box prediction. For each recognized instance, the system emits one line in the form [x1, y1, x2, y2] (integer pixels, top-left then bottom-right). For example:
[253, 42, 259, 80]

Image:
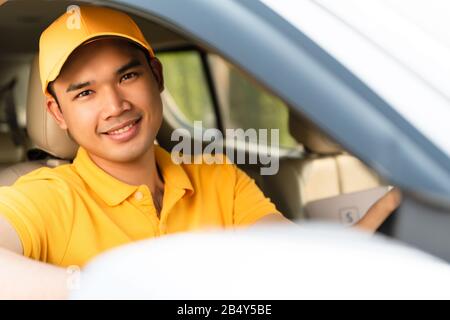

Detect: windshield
[261, 0, 450, 159]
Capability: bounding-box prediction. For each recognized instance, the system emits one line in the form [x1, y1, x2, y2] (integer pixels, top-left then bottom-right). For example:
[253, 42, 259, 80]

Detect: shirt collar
[73, 145, 194, 207]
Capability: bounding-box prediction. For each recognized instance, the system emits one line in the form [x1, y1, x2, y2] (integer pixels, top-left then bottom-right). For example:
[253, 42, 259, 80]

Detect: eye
[120, 72, 139, 82]
[75, 90, 93, 99]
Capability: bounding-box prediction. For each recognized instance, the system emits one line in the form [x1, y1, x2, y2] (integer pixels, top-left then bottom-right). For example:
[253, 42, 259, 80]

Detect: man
[0, 6, 400, 299]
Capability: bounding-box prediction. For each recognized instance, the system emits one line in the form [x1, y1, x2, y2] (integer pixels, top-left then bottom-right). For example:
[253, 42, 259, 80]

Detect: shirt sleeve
[232, 165, 282, 226]
[0, 176, 73, 263]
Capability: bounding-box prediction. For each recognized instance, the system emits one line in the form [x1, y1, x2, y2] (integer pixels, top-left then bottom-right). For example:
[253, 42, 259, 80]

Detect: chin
[104, 141, 155, 163]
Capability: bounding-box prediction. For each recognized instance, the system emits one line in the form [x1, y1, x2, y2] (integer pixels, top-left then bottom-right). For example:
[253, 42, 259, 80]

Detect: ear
[149, 57, 164, 92]
[46, 96, 68, 130]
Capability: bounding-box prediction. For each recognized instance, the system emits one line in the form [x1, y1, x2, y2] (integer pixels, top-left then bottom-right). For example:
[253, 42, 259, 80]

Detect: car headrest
[26, 55, 78, 160]
[288, 109, 342, 155]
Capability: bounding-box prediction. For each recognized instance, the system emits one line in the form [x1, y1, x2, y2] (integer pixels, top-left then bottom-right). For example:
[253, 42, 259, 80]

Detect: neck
[88, 145, 164, 195]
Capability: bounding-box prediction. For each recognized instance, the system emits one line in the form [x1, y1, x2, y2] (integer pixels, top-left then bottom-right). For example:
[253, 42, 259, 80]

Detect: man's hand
[249, 188, 402, 233]
[353, 188, 402, 233]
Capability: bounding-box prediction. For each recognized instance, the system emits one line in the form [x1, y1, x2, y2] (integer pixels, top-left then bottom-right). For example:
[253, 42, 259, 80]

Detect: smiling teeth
[109, 122, 136, 135]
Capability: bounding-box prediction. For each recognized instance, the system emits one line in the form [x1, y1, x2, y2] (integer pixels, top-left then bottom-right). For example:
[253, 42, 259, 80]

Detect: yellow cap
[39, 5, 155, 95]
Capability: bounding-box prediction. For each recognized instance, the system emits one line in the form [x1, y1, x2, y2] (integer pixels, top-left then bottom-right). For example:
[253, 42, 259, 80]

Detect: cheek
[65, 109, 99, 137]
[146, 94, 163, 124]
[130, 81, 163, 115]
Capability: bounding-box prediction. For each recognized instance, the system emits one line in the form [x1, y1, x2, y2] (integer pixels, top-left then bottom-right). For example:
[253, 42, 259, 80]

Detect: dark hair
[47, 81, 60, 108]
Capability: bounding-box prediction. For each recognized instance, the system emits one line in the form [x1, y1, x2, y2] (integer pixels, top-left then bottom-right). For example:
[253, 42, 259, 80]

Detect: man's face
[48, 38, 163, 163]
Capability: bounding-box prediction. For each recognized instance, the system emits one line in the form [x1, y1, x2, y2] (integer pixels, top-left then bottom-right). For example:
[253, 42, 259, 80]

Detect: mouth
[101, 117, 142, 143]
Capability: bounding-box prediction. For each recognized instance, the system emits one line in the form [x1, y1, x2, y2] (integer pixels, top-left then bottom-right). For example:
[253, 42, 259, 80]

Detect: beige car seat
[0, 55, 77, 186]
[283, 110, 385, 222]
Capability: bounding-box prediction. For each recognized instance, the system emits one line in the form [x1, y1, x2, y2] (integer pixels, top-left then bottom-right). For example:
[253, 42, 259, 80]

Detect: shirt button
[134, 191, 144, 201]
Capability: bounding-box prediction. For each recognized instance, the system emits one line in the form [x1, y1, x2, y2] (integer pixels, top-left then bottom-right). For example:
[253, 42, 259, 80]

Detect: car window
[156, 50, 217, 129]
[0, 56, 30, 129]
[157, 50, 298, 150]
[208, 54, 298, 149]
[0, 56, 29, 164]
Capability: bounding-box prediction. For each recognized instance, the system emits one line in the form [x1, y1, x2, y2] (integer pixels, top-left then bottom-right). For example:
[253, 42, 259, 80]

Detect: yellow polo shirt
[0, 146, 280, 267]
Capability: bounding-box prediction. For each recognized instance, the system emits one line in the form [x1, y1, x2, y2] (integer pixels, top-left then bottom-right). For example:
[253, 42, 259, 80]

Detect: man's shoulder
[0, 164, 82, 208]
[14, 163, 82, 189]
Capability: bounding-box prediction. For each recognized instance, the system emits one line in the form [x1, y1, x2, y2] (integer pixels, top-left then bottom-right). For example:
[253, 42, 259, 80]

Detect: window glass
[208, 54, 297, 148]
[157, 51, 217, 129]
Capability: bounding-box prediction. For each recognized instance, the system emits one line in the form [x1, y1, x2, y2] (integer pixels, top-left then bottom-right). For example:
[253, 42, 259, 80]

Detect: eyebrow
[65, 59, 143, 93]
[116, 58, 142, 75]
[66, 81, 94, 93]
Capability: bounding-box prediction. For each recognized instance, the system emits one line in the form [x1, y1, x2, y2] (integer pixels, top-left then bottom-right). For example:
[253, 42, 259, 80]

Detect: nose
[100, 85, 131, 120]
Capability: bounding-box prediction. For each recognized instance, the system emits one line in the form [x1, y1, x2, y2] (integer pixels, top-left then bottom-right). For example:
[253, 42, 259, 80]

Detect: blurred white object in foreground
[71, 223, 450, 299]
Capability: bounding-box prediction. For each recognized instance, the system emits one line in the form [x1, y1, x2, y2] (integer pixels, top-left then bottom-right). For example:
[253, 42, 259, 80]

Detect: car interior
[0, 0, 388, 224]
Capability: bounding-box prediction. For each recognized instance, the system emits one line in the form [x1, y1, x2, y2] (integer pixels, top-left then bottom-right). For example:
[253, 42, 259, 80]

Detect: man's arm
[0, 215, 22, 255]
[253, 188, 402, 233]
[0, 215, 70, 299]
[353, 188, 402, 233]
[252, 213, 295, 226]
